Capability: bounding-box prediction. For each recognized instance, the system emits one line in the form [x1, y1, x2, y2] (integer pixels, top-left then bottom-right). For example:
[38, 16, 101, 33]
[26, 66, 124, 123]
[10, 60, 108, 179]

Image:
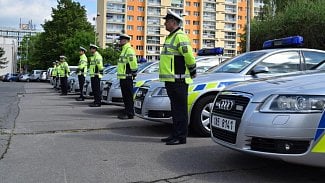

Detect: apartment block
[97, 0, 263, 60]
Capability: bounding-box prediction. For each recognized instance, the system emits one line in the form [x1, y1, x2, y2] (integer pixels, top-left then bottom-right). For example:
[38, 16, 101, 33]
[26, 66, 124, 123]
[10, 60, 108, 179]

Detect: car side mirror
[251, 65, 269, 76]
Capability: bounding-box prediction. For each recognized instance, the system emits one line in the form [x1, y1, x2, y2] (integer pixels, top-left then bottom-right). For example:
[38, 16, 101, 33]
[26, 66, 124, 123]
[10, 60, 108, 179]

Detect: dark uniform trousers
[78, 75, 85, 98]
[120, 77, 134, 116]
[55, 77, 59, 89]
[60, 77, 68, 94]
[91, 76, 101, 104]
[165, 81, 189, 140]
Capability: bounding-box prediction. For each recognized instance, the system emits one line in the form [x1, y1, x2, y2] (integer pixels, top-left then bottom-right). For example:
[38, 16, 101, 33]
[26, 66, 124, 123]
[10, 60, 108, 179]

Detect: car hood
[225, 70, 325, 102]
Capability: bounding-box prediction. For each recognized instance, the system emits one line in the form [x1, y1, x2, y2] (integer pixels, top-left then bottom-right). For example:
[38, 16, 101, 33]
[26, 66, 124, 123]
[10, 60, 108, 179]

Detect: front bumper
[211, 96, 325, 167]
[134, 89, 172, 123]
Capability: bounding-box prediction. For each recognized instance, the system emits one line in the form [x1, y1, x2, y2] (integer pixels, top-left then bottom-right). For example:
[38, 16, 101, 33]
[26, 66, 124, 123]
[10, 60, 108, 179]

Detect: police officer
[117, 33, 138, 119]
[88, 44, 103, 107]
[55, 61, 60, 90]
[159, 9, 196, 145]
[58, 55, 70, 95]
[75, 46, 88, 101]
[51, 61, 58, 88]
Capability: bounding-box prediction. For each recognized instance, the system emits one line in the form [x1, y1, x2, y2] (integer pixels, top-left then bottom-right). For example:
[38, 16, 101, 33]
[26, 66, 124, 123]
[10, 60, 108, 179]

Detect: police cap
[163, 9, 183, 22]
[80, 46, 87, 52]
[118, 33, 131, 40]
[89, 44, 99, 49]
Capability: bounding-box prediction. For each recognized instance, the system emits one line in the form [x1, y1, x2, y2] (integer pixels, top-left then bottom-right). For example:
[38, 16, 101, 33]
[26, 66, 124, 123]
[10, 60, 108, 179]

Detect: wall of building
[0, 37, 18, 76]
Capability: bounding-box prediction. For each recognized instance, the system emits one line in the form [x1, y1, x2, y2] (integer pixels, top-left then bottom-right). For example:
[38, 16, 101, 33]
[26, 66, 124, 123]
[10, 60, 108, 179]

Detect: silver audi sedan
[134, 48, 325, 137]
[210, 70, 325, 167]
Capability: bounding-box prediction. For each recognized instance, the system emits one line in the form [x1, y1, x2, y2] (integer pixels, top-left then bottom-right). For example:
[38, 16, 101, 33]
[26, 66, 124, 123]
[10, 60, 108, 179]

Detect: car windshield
[138, 62, 154, 72]
[212, 51, 267, 73]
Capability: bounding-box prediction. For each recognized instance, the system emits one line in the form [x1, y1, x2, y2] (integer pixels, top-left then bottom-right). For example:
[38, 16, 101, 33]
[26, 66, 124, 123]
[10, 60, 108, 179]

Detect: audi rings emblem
[218, 99, 234, 111]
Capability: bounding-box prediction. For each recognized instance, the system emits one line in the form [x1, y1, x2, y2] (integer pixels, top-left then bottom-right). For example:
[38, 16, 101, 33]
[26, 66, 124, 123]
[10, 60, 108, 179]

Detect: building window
[193, 21, 199, 25]
[194, 11, 200, 16]
[193, 30, 199, 35]
[238, 15, 242, 20]
[127, 25, 133, 30]
[127, 16, 134, 21]
[238, 24, 242, 29]
[136, 45, 144, 50]
[186, 11, 190, 15]
[138, 6, 144, 11]
[185, 29, 190, 34]
[186, 1, 191, 6]
[194, 2, 200, 7]
[238, 7, 243, 11]
[128, 6, 134, 11]
[185, 20, 190, 25]
[137, 26, 144, 31]
[137, 16, 144, 21]
[139, 0, 144, 2]
[136, 36, 144, 40]
[193, 39, 199, 44]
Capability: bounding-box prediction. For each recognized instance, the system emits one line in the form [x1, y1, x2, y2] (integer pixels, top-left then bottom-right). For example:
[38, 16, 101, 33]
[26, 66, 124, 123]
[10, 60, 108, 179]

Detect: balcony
[107, 8, 125, 13]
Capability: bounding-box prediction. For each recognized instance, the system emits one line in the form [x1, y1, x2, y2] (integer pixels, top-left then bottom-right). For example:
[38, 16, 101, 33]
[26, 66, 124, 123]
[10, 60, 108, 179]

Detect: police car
[134, 36, 325, 136]
[210, 70, 325, 167]
[101, 55, 226, 106]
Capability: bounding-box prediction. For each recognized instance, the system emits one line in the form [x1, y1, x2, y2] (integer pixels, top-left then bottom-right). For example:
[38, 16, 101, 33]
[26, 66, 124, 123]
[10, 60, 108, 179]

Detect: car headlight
[260, 95, 325, 113]
[151, 87, 168, 97]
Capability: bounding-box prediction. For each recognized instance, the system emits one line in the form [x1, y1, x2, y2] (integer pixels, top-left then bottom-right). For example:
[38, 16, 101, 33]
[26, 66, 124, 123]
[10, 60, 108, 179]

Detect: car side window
[303, 51, 325, 70]
[255, 51, 301, 74]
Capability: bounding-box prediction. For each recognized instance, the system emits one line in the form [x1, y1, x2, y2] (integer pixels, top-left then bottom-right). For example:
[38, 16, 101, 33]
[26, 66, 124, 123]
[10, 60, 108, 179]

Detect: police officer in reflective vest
[117, 33, 138, 119]
[58, 55, 70, 95]
[76, 46, 88, 101]
[88, 44, 103, 107]
[54, 61, 60, 89]
[159, 9, 196, 145]
[51, 61, 58, 88]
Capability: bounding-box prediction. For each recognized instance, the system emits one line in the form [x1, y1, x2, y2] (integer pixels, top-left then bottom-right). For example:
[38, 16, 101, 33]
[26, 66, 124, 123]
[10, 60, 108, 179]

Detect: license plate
[134, 100, 142, 108]
[102, 90, 107, 96]
[211, 115, 236, 132]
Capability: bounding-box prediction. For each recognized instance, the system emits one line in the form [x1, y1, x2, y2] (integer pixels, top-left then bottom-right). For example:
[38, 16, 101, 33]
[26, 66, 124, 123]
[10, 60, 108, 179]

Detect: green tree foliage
[0, 47, 8, 69]
[243, 0, 325, 51]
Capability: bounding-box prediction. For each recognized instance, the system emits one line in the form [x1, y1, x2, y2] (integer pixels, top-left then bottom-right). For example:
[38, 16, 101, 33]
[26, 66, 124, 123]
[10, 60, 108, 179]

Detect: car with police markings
[210, 70, 325, 167]
[101, 53, 229, 106]
[134, 36, 325, 137]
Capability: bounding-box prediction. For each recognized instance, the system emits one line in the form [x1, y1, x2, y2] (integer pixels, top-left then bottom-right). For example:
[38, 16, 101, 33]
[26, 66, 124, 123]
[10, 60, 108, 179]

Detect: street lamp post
[246, 0, 251, 52]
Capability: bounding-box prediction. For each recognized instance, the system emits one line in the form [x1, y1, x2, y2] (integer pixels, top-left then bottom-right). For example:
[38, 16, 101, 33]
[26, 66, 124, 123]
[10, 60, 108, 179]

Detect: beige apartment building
[97, 0, 263, 60]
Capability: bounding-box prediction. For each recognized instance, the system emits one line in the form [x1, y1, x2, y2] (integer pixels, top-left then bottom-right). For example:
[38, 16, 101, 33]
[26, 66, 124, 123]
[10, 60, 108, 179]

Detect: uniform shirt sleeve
[127, 47, 138, 73]
[177, 34, 196, 76]
[95, 53, 104, 71]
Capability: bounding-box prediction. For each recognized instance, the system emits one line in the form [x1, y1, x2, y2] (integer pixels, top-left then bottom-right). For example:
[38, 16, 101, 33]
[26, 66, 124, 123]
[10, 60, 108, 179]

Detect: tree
[24, 0, 95, 70]
[241, 0, 325, 51]
[0, 47, 8, 69]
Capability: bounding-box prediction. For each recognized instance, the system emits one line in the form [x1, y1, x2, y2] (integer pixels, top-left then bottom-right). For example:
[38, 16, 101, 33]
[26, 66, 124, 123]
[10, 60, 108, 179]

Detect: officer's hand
[191, 73, 197, 79]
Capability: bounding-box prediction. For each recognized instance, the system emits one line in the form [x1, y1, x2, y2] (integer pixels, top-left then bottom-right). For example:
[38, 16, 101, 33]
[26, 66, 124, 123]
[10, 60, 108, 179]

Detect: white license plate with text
[212, 115, 236, 132]
[134, 100, 142, 108]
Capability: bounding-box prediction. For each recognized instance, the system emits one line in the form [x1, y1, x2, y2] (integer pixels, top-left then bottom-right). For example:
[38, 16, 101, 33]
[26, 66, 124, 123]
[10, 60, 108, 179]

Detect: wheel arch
[188, 90, 219, 125]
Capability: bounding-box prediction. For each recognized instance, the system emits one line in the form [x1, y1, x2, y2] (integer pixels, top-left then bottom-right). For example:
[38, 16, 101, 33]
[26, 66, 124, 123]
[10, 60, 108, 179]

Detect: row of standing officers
[52, 9, 196, 145]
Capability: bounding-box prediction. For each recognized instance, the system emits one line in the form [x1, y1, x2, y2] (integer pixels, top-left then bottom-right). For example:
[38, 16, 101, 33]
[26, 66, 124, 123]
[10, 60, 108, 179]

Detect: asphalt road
[0, 82, 324, 183]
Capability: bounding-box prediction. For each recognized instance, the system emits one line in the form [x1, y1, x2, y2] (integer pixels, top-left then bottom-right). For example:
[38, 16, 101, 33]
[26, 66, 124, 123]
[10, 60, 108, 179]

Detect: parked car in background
[210, 70, 325, 167]
[30, 70, 47, 81]
[2, 73, 19, 82]
[40, 71, 48, 82]
[18, 73, 31, 82]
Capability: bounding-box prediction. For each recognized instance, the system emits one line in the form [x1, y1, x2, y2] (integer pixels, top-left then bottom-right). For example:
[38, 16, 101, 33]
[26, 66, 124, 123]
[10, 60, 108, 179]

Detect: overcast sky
[0, 0, 97, 29]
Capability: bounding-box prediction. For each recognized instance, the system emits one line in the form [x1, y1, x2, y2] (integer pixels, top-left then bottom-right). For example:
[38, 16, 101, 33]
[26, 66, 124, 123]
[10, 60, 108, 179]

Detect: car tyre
[26, 79, 30, 82]
[190, 95, 215, 137]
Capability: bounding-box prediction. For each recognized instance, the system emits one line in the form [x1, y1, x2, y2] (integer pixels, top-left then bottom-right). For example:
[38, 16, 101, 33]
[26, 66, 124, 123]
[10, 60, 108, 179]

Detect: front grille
[251, 137, 310, 154]
[135, 108, 141, 114]
[212, 126, 237, 144]
[211, 94, 250, 144]
[148, 110, 172, 118]
[112, 97, 123, 102]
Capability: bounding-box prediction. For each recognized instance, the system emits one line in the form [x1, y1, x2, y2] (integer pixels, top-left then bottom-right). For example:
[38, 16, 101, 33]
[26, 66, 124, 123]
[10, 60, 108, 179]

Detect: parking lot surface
[0, 82, 324, 183]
